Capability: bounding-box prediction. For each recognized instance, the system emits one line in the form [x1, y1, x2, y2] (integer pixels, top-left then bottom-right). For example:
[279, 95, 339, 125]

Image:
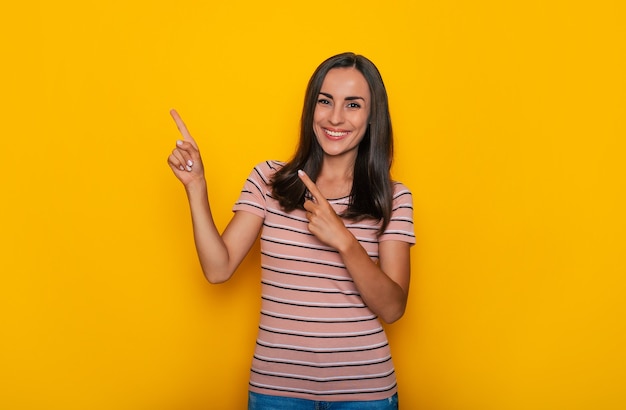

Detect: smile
[324, 128, 350, 138]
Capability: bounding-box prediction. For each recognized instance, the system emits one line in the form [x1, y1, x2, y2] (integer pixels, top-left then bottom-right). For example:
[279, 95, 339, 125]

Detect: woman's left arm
[338, 238, 411, 323]
[299, 170, 411, 323]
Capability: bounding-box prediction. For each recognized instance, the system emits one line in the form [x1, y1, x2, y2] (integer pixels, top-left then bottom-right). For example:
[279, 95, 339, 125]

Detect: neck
[319, 154, 356, 180]
[316, 156, 356, 199]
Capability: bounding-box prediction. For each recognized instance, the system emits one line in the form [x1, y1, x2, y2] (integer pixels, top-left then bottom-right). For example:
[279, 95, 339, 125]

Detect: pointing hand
[298, 170, 353, 250]
[167, 109, 205, 187]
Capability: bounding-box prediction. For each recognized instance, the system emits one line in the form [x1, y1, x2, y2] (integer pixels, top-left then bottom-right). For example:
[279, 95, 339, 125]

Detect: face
[313, 67, 371, 162]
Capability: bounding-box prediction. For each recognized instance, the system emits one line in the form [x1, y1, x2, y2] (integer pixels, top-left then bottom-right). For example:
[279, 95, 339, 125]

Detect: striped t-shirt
[232, 161, 416, 402]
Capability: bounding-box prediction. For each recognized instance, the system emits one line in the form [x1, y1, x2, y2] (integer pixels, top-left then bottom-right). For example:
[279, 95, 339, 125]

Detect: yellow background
[1, 1, 624, 409]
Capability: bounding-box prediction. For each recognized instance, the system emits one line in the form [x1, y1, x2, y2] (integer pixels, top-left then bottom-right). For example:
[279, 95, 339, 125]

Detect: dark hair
[270, 52, 394, 233]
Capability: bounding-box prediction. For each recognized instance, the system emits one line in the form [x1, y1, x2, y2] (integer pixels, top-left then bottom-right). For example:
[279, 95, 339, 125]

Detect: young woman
[168, 52, 415, 409]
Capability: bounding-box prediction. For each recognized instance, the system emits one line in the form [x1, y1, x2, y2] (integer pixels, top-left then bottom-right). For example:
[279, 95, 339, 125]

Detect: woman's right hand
[167, 109, 205, 188]
[166, 109, 263, 284]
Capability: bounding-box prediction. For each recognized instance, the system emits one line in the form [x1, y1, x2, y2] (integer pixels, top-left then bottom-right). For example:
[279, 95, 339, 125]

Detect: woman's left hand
[298, 170, 355, 251]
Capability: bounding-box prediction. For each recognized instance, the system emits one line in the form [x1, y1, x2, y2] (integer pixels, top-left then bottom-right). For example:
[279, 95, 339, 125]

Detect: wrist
[184, 177, 207, 196]
[336, 231, 359, 255]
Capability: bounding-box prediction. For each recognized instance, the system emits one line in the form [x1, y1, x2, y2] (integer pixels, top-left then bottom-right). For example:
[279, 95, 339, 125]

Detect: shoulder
[391, 181, 413, 203]
[248, 160, 285, 184]
[234, 161, 285, 213]
[389, 181, 414, 218]
[380, 181, 416, 243]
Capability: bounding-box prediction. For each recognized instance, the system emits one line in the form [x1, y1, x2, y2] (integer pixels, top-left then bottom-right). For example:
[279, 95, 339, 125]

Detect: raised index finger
[170, 109, 198, 149]
[297, 170, 327, 203]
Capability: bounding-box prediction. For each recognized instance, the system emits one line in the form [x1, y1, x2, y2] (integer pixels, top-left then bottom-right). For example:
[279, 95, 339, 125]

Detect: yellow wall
[1, 1, 624, 409]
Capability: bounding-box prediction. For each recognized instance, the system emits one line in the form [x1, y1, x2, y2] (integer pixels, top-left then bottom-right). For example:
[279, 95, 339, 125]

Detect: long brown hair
[271, 52, 394, 233]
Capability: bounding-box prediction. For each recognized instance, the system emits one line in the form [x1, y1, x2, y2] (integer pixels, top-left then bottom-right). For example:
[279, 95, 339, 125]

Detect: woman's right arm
[167, 110, 263, 283]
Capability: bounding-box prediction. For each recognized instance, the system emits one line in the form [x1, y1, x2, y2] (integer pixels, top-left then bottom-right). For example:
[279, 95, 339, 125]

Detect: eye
[317, 98, 331, 105]
[347, 102, 361, 109]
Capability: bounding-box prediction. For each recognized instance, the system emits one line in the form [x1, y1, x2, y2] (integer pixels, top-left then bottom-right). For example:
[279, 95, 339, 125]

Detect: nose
[329, 105, 344, 125]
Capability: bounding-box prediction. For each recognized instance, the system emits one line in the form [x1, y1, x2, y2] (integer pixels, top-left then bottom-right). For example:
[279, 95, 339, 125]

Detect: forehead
[320, 67, 370, 98]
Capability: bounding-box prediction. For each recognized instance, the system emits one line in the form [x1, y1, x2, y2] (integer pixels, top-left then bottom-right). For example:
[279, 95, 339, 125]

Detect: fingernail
[186, 166, 192, 172]
[187, 160, 193, 167]
[179, 165, 185, 171]
[176, 140, 183, 146]
[297, 170, 304, 176]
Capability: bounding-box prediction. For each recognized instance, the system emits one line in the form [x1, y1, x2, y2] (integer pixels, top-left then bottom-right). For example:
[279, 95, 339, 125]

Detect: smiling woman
[167, 52, 415, 409]
[2, 0, 623, 408]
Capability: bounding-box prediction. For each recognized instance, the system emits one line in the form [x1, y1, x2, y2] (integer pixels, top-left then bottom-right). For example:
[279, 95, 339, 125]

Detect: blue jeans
[248, 391, 399, 410]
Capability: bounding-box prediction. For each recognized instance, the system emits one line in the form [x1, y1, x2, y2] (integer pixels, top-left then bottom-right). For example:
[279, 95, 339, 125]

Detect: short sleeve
[378, 182, 416, 245]
[232, 161, 278, 219]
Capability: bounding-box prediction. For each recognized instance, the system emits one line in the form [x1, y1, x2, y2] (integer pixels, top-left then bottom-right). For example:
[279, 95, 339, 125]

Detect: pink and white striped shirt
[233, 161, 415, 402]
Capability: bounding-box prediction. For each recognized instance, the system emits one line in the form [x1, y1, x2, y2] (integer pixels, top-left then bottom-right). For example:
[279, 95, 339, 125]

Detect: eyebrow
[319, 92, 366, 101]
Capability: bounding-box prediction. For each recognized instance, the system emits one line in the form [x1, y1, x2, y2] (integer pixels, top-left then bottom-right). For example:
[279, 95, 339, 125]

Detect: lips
[323, 128, 350, 140]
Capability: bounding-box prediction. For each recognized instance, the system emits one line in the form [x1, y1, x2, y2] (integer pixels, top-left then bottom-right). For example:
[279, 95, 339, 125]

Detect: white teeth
[325, 129, 348, 137]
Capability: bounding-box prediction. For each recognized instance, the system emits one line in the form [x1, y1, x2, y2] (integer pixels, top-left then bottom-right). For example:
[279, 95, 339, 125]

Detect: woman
[168, 52, 415, 409]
